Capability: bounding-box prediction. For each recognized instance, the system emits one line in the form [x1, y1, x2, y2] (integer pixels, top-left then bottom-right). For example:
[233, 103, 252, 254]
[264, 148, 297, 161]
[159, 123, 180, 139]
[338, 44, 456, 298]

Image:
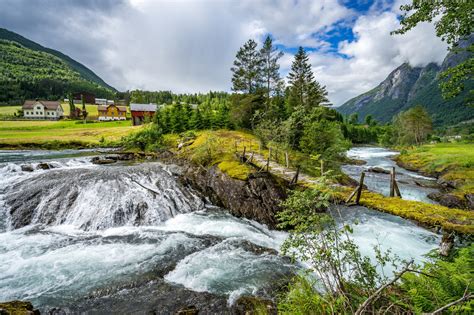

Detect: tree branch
[355, 260, 414, 315]
[429, 283, 472, 315]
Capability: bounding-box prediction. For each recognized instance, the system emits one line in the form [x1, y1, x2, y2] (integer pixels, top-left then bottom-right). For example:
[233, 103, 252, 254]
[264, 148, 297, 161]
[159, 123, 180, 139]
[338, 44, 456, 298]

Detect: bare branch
[429, 283, 472, 315]
[355, 260, 414, 315]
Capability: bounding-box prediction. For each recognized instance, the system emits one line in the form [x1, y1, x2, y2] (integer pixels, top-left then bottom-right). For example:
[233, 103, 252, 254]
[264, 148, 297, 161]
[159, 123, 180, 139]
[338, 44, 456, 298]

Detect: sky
[0, 0, 449, 105]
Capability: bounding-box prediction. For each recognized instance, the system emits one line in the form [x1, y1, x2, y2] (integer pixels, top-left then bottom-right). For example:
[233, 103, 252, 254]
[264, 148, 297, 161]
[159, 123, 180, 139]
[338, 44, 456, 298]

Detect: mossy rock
[232, 296, 277, 315]
[0, 301, 39, 315]
[217, 160, 253, 181]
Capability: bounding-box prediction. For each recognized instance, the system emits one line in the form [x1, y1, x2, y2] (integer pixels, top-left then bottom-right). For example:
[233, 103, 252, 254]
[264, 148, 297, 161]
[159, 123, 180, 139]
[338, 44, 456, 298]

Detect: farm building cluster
[22, 96, 159, 126]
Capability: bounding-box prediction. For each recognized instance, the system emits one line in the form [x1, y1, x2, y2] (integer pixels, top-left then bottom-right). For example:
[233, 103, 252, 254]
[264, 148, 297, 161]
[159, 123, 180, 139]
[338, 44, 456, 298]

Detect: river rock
[0, 301, 40, 315]
[231, 296, 277, 315]
[414, 179, 439, 188]
[21, 165, 34, 172]
[180, 164, 287, 229]
[428, 192, 465, 209]
[367, 167, 390, 174]
[436, 178, 458, 189]
[91, 157, 116, 165]
[175, 306, 198, 315]
[37, 162, 54, 170]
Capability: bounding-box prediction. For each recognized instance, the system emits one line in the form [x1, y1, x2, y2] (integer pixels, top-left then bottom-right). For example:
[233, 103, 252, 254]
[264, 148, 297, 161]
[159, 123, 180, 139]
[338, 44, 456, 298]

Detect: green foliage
[299, 120, 350, 164]
[0, 27, 114, 90]
[231, 39, 263, 94]
[122, 125, 163, 151]
[287, 47, 329, 113]
[0, 39, 114, 104]
[392, 105, 433, 145]
[401, 245, 474, 314]
[277, 187, 406, 313]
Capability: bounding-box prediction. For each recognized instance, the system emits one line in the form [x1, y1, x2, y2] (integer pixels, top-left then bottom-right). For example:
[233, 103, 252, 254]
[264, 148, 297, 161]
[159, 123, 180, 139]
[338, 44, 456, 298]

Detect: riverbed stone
[21, 165, 34, 172]
[428, 192, 465, 209]
[91, 157, 116, 165]
[37, 162, 53, 170]
[367, 166, 390, 174]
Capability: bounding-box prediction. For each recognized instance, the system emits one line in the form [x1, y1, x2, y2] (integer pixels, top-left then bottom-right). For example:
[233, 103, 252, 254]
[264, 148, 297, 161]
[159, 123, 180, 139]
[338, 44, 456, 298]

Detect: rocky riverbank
[395, 156, 474, 210]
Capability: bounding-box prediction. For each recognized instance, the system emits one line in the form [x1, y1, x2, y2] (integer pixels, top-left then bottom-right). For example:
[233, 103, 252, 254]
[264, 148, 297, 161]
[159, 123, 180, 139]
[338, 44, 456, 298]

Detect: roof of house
[130, 103, 158, 112]
[98, 105, 127, 112]
[22, 100, 62, 110]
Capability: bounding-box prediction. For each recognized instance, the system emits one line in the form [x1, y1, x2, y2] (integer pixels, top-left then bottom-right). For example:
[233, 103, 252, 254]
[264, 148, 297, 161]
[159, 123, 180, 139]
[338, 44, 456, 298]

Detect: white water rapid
[0, 149, 439, 313]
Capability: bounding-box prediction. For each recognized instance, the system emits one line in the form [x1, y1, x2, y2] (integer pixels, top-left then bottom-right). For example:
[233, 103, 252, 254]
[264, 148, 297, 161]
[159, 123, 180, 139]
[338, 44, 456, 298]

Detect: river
[342, 146, 440, 203]
[0, 148, 439, 313]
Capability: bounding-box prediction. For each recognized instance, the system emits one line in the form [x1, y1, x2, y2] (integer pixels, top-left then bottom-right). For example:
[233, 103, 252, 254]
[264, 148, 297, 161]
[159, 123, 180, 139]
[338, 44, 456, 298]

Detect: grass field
[0, 105, 21, 116]
[0, 120, 140, 148]
[396, 142, 474, 196]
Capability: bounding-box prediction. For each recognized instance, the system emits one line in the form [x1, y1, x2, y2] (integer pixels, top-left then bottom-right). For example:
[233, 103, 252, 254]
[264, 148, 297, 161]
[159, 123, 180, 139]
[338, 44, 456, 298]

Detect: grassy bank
[170, 130, 258, 180]
[0, 120, 140, 149]
[395, 143, 474, 197]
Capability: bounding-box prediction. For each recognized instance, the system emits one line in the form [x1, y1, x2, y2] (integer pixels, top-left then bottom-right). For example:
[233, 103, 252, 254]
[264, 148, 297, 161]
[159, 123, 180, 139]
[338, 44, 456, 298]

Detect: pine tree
[287, 47, 328, 113]
[231, 39, 263, 94]
[260, 35, 283, 110]
[190, 109, 203, 130]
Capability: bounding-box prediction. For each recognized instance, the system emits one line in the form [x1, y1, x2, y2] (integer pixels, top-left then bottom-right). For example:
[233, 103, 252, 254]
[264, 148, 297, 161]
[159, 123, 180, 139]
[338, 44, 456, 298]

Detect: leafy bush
[122, 125, 163, 151]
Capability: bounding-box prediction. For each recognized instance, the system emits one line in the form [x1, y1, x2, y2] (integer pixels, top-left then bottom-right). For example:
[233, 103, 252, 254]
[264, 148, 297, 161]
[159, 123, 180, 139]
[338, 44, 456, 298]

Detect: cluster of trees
[154, 97, 231, 134]
[129, 90, 228, 106]
[228, 36, 350, 162]
[0, 40, 114, 104]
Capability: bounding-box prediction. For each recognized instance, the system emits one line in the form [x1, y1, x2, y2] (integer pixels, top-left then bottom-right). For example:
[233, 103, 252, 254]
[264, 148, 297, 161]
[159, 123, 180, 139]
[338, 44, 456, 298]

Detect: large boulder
[180, 164, 287, 229]
[428, 192, 466, 209]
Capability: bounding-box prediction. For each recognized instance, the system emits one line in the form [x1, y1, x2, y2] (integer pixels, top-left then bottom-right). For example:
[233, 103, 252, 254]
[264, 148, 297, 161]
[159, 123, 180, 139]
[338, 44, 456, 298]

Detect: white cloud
[0, 0, 449, 106]
[307, 11, 448, 105]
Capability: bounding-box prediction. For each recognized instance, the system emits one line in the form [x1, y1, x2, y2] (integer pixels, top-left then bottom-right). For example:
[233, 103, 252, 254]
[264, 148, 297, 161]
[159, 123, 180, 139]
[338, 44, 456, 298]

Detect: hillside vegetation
[0, 30, 115, 105]
[337, 35, 474, 127]
[0, 27, 114, 90]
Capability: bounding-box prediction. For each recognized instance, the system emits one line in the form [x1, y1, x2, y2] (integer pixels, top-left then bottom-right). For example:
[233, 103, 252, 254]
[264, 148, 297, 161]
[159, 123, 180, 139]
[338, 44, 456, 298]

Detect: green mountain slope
[0, 28, 114, 90]
[337, 36, 473, 127]
[0, 28, 115, 105]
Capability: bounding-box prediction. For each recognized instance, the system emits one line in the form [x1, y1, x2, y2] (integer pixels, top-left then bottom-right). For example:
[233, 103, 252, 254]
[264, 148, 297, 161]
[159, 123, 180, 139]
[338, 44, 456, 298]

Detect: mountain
[0, 28, 115, 104]
[337, 35, 473, 127]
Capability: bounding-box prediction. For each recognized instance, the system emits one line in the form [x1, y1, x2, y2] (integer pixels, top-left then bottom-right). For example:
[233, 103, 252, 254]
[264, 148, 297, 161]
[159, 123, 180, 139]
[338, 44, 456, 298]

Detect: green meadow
[0, 120, 140, 148]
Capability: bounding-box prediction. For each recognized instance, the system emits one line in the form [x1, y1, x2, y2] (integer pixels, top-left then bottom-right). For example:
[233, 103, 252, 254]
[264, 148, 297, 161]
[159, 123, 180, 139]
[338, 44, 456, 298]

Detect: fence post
[320, 160, 325, 176]
[355, 172, 365, 205]
[285, 152, 289, 168]
[266, 148, 271, 172]
[390, 167, 395, 197]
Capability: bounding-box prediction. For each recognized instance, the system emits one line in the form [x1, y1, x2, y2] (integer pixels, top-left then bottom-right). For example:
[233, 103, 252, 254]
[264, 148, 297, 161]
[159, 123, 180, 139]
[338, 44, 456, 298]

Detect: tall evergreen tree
[260, 35, 283, 110]
[287, 47, 328, 113]
[231, 39, 263, 94]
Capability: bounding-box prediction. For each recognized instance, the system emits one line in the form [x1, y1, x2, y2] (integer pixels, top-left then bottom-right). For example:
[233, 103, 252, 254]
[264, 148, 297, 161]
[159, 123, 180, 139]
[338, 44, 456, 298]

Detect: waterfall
[2, 161, 205, 231]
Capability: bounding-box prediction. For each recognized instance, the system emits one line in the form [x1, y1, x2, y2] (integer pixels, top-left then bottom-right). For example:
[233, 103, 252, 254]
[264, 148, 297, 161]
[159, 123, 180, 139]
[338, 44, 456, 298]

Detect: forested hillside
[337, 35, 473, 127]
[0, 29, 115, 105]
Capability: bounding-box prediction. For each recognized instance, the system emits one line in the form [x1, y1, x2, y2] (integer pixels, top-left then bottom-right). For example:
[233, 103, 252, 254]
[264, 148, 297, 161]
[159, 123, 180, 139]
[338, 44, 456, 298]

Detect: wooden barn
[130, 103, 158, 125]
[97, 104, 127, 121]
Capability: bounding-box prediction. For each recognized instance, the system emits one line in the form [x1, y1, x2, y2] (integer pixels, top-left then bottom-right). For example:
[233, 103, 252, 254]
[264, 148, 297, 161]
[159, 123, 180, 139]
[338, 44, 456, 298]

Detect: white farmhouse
[22, 100, 64, 120]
